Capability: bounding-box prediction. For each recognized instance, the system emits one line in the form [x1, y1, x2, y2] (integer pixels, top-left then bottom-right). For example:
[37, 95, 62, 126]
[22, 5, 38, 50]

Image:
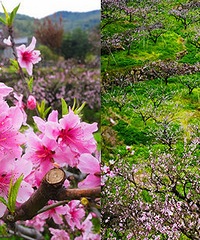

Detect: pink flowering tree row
[101, 135, 200, 239]
[11, 64, 101, 114]
[0, 4, 100, 239]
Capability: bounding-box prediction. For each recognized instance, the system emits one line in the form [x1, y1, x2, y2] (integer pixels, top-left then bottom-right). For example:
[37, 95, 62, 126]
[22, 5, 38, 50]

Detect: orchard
[101, 0, 200, 239]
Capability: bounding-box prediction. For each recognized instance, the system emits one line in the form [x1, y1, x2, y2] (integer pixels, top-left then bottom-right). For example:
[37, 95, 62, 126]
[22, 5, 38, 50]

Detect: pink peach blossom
[46, 108, 98, 155]
[3, 36, 12, 46]
[40, 200, 68, 224]
[0, 82, 13, 98]
[33, 110, 59, 138]
[14, 93, 27, 125]
[25, 215, 46, 232]
[65, 200, 85, 231]
[77, 154, 100, 174]
[24, 131, 75, 167]
[49, 228, 70, 240]
[78, 174, 101, 189]
[76, 213, 100, 240]
[16, 36, 41, 75]
[0, 103, 25, 160]
[77, 154, 100, 188]
[22, 131, 75, 185]
[27, 95, 37, 110]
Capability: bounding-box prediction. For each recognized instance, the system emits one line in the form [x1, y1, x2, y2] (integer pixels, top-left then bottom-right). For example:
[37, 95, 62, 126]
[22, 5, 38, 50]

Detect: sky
[1, 0, 101, 19]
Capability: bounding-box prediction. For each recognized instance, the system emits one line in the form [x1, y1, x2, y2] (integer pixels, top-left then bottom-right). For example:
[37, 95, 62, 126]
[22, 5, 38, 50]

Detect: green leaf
[41, 99, 45, 113]
[1, 3, 9, 24]
[0, 16, 6, 25]
[0, 196, 7, 207]
[12, 3, 20, 16]
[37, 100, 50, 119]
[10, 174, 23, 213]
[29, 77, 33, 92]
[7, 173, 13, 213]
[7, 174, 24, 214]
[72, 98, 76, 111]
[10, 59, 19, 70]
[9, 4, 20, 26]
[61, 98, 68, 116]
[37, 102, 41, 113]
[26, 77, 33, 93]
[9, 12, 14, 26]
[74, 101, 86, 115]
[43, 106, 51, 118]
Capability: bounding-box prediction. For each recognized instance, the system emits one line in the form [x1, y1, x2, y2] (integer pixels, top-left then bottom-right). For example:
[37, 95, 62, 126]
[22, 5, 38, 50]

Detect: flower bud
[27, 95, 37, 110]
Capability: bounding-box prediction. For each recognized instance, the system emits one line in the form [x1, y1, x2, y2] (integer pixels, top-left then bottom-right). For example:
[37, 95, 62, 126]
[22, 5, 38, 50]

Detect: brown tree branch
[2, 168, 101, 226]
[56, 187, 101, 201]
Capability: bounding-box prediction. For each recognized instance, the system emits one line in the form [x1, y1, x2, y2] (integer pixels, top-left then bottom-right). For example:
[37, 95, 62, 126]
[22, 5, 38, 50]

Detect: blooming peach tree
[102, 143, 200, 239]
[0, 4, 100, 239]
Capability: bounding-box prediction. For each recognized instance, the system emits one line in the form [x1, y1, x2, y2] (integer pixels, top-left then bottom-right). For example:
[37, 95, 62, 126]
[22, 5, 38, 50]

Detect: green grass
[102, 31, 186, 72]
[102, 75, 200, 161]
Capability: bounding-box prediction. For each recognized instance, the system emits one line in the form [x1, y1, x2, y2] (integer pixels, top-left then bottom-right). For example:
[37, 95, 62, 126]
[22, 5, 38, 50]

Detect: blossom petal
[26, 36, 36, 52]
[77, 153, 100, 174]
[8, 106, 23, 130]
[0, 201, 7, 218]
[26, 62, 33, 76]
[33, 116, 46, 133]
[78, 174, 100, 188]
[0, 82, 13, 98]
[48, 110, 58, 122]
[17, 181, 34, 203]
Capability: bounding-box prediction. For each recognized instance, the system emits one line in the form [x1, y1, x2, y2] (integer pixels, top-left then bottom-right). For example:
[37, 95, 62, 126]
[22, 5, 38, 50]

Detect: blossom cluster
[22, 107, 99, 187]
[0, 81, 100, 238]
[0, 83, 33, 217]
[12, 64, 101, 111]
[25, 200, 100, 240]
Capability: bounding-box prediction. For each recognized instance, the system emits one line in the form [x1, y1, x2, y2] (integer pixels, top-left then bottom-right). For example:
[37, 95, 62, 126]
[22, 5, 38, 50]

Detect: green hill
[47, 10, 101, 32]
[0, 10, 100, 38]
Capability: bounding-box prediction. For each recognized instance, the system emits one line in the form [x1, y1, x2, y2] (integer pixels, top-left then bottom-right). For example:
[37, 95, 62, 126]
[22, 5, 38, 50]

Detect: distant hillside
[0, 13, 34, 38]
[46, 10, 101, 32]
[0, 10, 100, 38]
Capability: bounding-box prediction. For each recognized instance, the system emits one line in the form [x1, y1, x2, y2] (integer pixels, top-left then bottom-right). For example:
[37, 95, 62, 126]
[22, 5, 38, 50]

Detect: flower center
[59, 129, 76, 144]
[22, 51, 32, 62]
[36, 146, 55, 163]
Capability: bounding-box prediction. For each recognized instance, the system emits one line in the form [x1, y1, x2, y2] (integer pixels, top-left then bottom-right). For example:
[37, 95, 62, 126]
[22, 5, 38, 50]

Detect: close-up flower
[16, 36, 41, 75]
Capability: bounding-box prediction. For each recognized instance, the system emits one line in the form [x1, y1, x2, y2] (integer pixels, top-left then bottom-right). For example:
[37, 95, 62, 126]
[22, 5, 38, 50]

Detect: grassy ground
[102, 73, 200, 162]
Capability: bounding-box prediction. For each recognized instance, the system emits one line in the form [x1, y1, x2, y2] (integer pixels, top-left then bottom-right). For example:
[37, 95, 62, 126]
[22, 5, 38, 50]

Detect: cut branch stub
[46, 168, 65, 187]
